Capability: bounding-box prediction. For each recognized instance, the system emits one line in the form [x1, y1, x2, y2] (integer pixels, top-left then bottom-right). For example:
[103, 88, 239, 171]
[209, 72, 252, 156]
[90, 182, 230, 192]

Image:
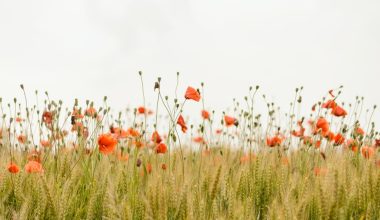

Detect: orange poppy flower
[151, 131, 162, 144]
[25, 161, 44, 174]
[72, 108, 84, 119]
[98, 133, 118, 155]
[334, 133, 345, 145]
[361, 146, 375, 159]
[156, 143, 167, 154]
[193, 136, 205, 144]
[85, 107, 97, 117]
[224, 115, 238, 127]
[324, 131, 335, 142]
[137, 106, 146, 114]
[292, 121, 305, 137]
[185, 86, 201, 102]
[8, 162, 19, 174]
[117, 151, 129, 161]
[322, 100, 337, 109]
[111, 127, 129, 139]
[266, 135, 283, 147]
[146, 163, 152, 174]
[40, 140, 51, 148]
[127, 127, 140, 137]
[27, 150, 41, 162]
[355, 127, 365, 136]
[331, 105, 347, 117]
[201, 110, 210, 120]
[177, 115, 187, 133]
[133, 140, 145, 149]
[17, 135, 27, 144]
[314, 167, 328, 176]
[316, 117, 329, 133]
[15, 117, 23, 123]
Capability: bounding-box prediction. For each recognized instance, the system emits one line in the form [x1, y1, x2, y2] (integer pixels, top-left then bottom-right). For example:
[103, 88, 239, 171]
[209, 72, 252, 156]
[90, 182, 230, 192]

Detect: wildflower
[15, 117, 23, 123]
[314, 167, 328, 176]
[40, 140, 51, 148]
[42, 111, 54, 124]
[316, 117, 329, 133]
[331, 105, 347, 117]
[110, 126, 128, 139]
[127, 127, 140, 137]
[146, 163, 152, 174]
[216, 129, 222, 134]
[72, 108, 84, 119]
[201, 110, 210, 120]
[266, 135, 283, 147]
[85, 107, 97, 118]
[156, 143, 167, 154]
[117, 151, 129, 161]
[151, 131, 162, 144]
[355, 127, 365, 136]
[137, 106, 146, 114]
[224, 115, 238, 127]
[177, 115, 187, 133]
[8, 162, 19, 174]
[292, 120, 305, 137]
[193, 136, 205, 144]
[98, 133, 117, 155]
[322, 100, 337, 109]
[17, 135, 27, 144]
[334, 133, 345, 145]
[361, 146, 375, 159]
[25, 161, 44, 174]
[185, 86, 201, 102]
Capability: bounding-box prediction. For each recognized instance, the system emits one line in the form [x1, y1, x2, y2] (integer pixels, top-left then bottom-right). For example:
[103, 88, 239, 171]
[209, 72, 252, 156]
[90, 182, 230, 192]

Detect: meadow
[0, 73, 379, 219]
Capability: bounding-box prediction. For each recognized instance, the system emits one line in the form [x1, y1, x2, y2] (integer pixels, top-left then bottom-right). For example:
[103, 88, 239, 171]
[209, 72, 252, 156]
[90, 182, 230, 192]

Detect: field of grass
[0, 74, 379, 219]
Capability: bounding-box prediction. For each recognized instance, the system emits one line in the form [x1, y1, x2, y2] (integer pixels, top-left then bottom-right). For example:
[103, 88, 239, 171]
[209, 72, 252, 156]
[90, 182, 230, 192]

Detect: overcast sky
[0, 0, 379, 123]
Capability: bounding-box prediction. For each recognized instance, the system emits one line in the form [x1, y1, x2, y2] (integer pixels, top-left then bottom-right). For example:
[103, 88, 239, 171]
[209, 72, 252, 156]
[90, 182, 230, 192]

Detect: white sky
[0, 0, 379, 123]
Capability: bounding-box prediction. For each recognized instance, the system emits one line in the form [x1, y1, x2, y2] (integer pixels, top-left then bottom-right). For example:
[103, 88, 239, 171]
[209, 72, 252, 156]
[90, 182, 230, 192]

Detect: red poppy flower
[331, 105, 347, 117]
[8, 162, 19, 174]
[177, 115, 187, 133]
[155, 143, 167, 154]
[137, 106, 146, 114]
[42, 111, 54, 124]
[316, 117, 329, 133]
[15, 117, 23, 123]
[266, 135, 283, 147]
[334, 133, 345, 145]
[185, 87, 201, 102]
[224, 115, 238, 127]
[25, 161, 44, 174]
[98, 133, 118, 155]
[201, 110, 210, 120]
[151, 131, 162, 144]
[322, 100, 337, 109]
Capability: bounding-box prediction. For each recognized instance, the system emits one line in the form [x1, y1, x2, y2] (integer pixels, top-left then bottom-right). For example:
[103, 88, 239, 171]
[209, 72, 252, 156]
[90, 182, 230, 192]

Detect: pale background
[0, 0, 379, 123]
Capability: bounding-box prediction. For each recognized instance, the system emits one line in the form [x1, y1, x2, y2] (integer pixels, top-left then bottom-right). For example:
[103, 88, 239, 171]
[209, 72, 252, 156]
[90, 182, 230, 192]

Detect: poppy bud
[136, 158, 142, 167]
[154, 82, 160, 90]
